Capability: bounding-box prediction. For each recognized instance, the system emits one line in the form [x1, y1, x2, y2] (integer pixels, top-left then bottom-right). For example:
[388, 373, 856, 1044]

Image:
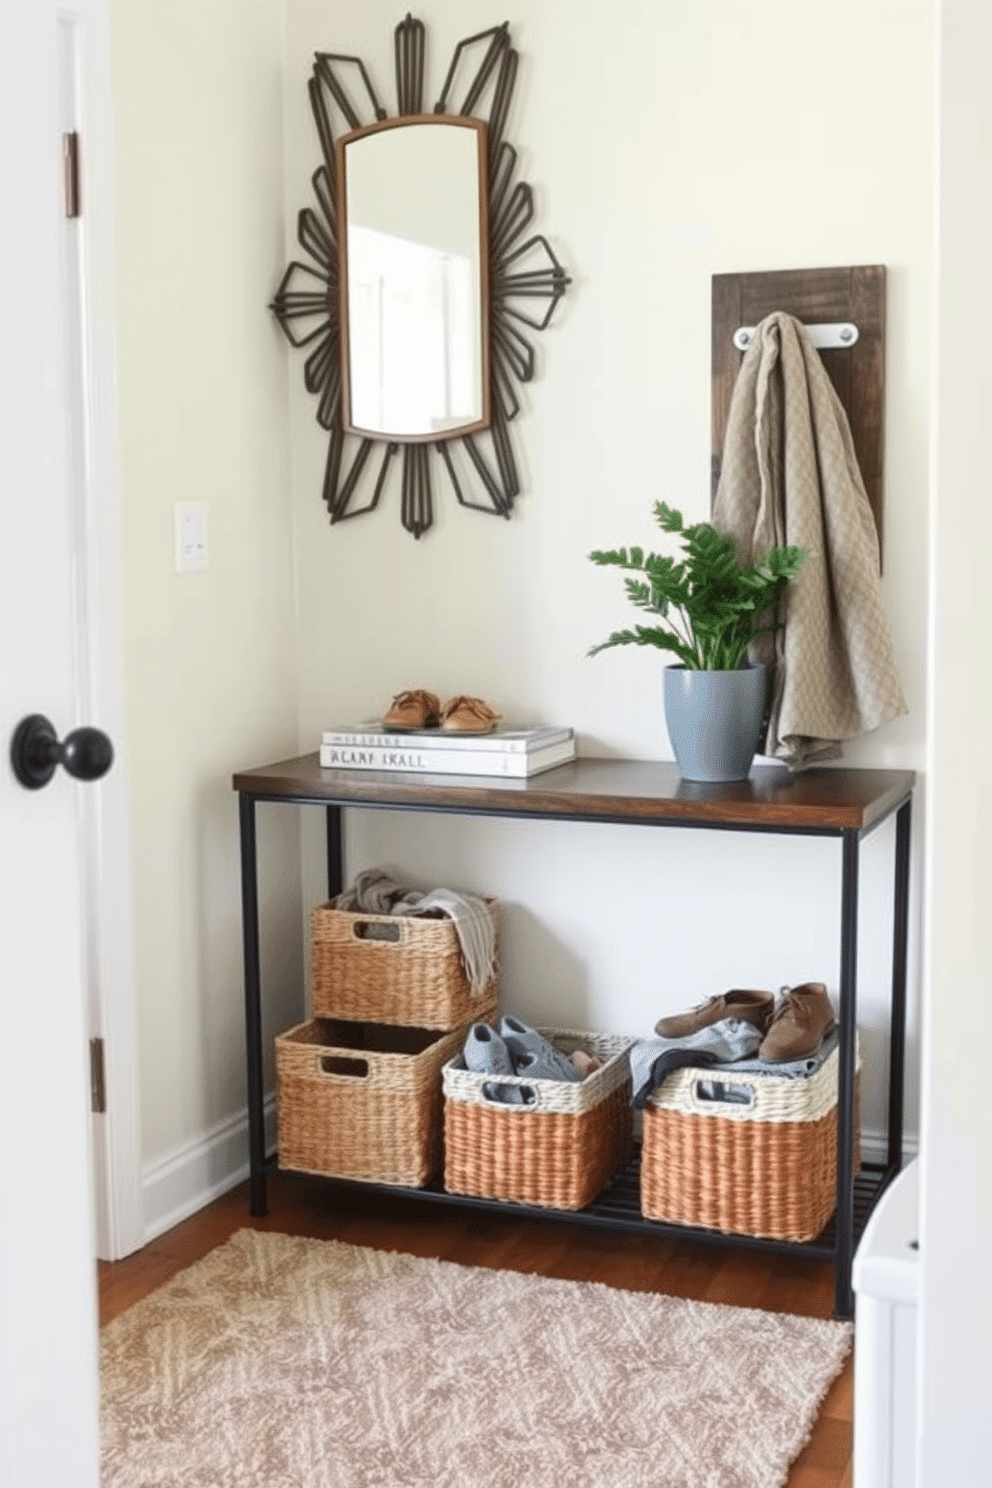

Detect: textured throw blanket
[336, 868, 496, 996]
[713, 312, 906, 768]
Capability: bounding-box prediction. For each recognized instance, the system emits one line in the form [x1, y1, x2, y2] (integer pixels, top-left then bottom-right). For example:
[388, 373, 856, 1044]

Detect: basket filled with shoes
[638, 982, 861, 1242]
[442, 1017, 636, 1211]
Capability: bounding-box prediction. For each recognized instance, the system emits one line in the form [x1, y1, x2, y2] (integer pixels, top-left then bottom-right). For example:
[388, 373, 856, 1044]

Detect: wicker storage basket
[640, 1041, 861, 1242]
[310, 900, 498, 1029]
[442, 1028, 635, 1211]
[276, 1018, 463, 1188]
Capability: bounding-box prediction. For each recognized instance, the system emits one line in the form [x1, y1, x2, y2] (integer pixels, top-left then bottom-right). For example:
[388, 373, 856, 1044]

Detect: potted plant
[588, 502, 806, 781]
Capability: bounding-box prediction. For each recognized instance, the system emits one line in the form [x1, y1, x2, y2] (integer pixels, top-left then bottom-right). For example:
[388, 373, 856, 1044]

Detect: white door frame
[62, 0, 143, 1262]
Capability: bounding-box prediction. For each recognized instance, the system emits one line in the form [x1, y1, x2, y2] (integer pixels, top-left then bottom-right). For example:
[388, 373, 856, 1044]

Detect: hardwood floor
[98, 1171, 853, 1487]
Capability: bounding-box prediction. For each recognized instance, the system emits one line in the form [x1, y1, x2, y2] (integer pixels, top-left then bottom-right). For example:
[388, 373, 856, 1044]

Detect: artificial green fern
[588, 501, 806, 671]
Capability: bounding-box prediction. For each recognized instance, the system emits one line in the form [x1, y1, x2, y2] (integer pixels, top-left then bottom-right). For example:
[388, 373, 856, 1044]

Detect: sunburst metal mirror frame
[271, 15, 570, 539]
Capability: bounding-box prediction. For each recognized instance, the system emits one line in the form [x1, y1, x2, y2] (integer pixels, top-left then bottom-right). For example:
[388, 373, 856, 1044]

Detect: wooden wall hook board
[711, 264, 886, 559]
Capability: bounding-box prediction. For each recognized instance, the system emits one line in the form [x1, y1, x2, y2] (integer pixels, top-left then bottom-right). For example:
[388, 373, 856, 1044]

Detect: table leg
[326, 804, 343, 899]
[238, 792, 267, 1217]
[887, 800, 912, 1171]
[834, 828, 860, 1318]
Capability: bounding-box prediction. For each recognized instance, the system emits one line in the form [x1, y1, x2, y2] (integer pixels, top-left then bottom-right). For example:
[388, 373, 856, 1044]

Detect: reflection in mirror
[341, 119, 488, 440]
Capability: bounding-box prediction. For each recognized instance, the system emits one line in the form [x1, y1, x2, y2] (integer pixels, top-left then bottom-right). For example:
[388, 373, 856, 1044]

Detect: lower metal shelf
[273, 1146, 894, 1263]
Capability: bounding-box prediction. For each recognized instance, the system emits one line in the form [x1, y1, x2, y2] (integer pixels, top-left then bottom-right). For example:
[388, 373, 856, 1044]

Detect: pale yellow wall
[285, 0, 933, 1149]
[109, 0, 934, 1177]
[112, 0, 302, 1164]
[105, 0, 991, 1463]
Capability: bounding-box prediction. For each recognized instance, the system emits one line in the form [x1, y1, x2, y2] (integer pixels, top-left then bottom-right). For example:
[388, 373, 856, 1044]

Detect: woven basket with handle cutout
[310, 900, 498, 1030]
[442, 1028, 635, 1211]
[277, 1018, 464, 1188]
[640, 1040, 861, 1242]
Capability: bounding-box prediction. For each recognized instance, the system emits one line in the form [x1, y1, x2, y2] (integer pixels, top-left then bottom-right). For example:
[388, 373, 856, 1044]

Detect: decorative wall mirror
[271, 16, 570, 538]
[339, 115, 490, 442]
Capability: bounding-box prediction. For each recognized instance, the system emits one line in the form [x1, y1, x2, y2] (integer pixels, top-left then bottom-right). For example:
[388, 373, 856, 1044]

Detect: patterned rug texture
[101, 1228, 851, 1488]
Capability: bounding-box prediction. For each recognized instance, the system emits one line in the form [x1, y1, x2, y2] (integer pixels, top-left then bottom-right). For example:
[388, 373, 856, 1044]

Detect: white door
[0, 2, 105, 1483]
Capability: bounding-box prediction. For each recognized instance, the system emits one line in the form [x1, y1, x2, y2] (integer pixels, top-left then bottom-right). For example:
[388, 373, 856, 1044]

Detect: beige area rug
[101, 1228, 851, 1488]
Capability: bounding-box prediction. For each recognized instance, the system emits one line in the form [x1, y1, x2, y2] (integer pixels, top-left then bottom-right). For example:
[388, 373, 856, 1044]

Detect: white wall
[284, 0, 933, 1153]
[111, 0, 303, 1206]
[919, 1, 992, 1478]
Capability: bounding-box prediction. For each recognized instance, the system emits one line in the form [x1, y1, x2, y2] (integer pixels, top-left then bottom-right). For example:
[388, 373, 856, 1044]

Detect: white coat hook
[733, 321, 860, 353]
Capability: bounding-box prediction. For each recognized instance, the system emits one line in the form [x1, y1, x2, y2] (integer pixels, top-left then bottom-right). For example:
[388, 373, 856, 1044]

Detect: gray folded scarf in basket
[335, 867, 496, 996]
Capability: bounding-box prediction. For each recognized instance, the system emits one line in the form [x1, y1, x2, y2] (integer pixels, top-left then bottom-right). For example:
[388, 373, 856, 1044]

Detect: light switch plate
[174, 501, 208, 574]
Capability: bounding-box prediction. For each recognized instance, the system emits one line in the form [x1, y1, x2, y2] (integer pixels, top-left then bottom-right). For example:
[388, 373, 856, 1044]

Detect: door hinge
[63, 131, 81, 218]
[89, 1037, 106, 1114]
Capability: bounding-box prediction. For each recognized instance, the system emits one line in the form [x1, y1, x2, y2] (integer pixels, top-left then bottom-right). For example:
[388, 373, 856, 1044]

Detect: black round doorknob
[10, 714, 114, 790]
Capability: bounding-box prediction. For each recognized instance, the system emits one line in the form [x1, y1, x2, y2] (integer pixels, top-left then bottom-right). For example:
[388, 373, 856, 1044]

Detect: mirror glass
[340, 118, 489, 441]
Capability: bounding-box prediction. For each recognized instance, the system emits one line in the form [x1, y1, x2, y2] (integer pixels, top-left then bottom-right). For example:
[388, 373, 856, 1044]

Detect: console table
[233, 753, 914, 1318]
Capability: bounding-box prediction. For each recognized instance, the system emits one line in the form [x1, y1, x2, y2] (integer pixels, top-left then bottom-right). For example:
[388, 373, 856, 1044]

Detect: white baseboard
[142, 1096, 277, 1244]
[861, 1127, 919, 1168]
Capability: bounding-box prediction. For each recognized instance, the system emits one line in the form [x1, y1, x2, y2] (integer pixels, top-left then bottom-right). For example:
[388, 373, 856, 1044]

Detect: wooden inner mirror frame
[711, 265, 886, 556]
[337, 115, 491, 445]
[271, 16, 570, 539]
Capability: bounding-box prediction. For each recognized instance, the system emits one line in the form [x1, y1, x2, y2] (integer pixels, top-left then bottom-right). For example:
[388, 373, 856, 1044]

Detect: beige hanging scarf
[713, 312, 906, 768]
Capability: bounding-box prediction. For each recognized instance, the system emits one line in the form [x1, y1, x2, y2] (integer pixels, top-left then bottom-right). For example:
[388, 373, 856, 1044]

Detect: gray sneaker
[500, 1017, 580, 1082]
[463, 1023, 514, 1076]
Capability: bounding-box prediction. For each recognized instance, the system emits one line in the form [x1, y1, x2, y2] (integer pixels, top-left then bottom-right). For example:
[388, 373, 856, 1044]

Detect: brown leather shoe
[440, 695, 501, 734]
[654, 989, 775, 1040]
[381, 689, 441, 731]
[758, 982, 836, 1063]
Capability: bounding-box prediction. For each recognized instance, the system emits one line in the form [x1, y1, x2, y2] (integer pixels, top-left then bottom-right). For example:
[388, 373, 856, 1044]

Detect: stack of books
[318, 723, 576, 778]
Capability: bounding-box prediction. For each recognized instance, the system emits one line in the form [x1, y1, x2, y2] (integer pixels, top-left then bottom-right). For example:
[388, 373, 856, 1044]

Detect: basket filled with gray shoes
[443, 1018, 636, 1211]
[637, 983, 860, 1243]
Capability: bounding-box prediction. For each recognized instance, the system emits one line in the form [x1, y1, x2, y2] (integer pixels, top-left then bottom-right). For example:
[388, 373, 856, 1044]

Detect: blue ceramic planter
[663, 663, 768, 782]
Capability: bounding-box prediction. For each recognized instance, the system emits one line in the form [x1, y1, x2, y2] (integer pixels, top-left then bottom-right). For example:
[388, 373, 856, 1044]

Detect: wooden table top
[233, 753, 914, 834]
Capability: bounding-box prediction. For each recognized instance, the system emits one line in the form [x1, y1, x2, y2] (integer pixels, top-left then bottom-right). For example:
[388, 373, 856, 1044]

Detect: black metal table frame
[237, 780, 912, 1320]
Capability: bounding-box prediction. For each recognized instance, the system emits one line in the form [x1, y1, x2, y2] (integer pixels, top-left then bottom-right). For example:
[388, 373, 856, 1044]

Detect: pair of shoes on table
[463, 1017, 581, 1084]
[382, 690, 501, 735]
[654, 982, 836, 1063]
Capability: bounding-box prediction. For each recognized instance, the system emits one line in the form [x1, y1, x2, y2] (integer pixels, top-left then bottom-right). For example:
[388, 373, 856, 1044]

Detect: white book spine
[319, 727, 572, 754]
[318, 740, 575, 777]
